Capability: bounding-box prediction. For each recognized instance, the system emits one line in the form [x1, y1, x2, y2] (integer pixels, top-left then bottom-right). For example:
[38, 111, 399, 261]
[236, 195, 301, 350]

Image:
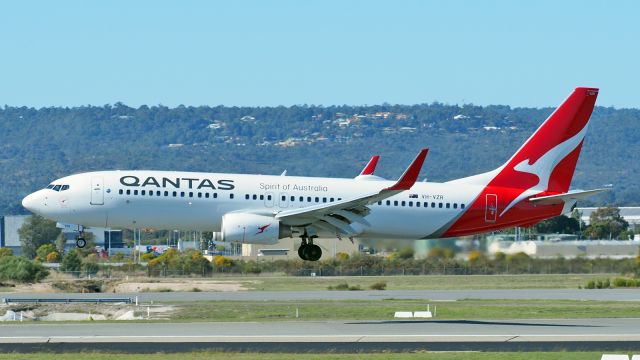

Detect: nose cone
[22, 192, 41, 213]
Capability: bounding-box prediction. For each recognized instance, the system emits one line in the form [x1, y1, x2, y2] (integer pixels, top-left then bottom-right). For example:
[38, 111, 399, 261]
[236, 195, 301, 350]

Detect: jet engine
[215, 213, 291, 244]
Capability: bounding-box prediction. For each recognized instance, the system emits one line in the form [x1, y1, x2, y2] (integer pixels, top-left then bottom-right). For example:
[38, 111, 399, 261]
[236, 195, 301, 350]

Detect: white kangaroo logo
[500, 124, 589, 217]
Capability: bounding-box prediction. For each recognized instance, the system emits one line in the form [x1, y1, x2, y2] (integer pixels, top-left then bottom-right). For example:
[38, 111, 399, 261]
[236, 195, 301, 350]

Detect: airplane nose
[22, 192, 40, 213]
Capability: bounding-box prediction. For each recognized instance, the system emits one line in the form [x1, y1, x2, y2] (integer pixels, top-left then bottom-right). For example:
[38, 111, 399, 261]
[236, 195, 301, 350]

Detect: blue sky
[1, 0, 638, 108]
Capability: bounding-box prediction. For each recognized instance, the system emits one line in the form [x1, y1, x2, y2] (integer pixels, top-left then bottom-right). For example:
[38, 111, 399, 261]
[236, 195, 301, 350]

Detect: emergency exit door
[485, 194, 497, 223]
[90, 176, 104, 205]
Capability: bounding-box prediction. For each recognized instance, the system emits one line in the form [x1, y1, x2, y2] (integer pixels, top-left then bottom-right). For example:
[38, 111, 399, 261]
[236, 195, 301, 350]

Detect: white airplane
[22, 87, 606, 261]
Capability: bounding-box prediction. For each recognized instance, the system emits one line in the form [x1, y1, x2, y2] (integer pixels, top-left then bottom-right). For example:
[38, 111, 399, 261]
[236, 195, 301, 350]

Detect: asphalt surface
[3, 288, 640, 302]
[1, 318, 639, 352]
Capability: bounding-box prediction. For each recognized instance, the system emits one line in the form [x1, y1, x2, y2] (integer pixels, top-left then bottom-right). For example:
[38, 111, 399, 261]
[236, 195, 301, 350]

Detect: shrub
[141, 253, 156, 261]
[60, 249, 82, 273]
[214, 255, 233, 267]
[36, 244, 57, 262]
[328, 282, 350, 290]
[0, 256, 49, 283]
[82, 261, 100, 275]
[397, 247, 415, 260]
[0, 248, 13, 258]
[244, 261, 262, 274]
[369, 281, 387, 290]
[46, 251, 60, 263]
[585, 280, 595, 289]
[335, 252, 350, 261]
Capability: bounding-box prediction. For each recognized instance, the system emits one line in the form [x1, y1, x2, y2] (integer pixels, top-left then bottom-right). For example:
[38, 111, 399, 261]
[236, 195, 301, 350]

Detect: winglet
[359, 155, 380, 175]
[385, 148, 428, 191]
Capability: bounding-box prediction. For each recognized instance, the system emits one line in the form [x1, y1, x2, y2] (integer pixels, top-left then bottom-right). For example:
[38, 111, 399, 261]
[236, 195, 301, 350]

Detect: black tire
[298, 244, 308, 260]
[76, 238, 87, 248]
[303, 244, 322, 261]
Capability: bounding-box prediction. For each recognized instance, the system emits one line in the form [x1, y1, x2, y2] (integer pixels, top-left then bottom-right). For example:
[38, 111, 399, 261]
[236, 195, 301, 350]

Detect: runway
[3, 288, 640, 302]
[1, 318, 639, 352]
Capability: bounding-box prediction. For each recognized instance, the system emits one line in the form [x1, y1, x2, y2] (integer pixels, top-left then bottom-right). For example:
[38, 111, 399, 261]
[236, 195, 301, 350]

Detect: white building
[489, 239, 640, 259]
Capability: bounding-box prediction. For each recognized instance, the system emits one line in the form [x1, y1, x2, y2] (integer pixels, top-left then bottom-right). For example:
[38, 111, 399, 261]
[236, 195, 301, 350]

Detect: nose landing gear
[298, 232, 322, 261]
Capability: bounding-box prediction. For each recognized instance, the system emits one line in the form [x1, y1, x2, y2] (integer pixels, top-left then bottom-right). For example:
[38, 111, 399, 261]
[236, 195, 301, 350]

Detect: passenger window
[156, 191, 161, 196]
[205, 193, 210, 198]
[282, 195, 286, 201]
[439, 203, 443, 208]
[307, 197, 312, 202]
[198, 193, 202, 198]
[431, 202, 436, 208]
[291, 196, 295, 201]
[230, 193, 234, 199]
[386, 200, 391, 206]
[416, 202, 420, 207]
[260, 194, 265, 200]
[214, 193, 218, 198]
[394, 201, 398, 206]
[330, 198, 334, 202]
[126, 189, 131, 195]
[172, 191, 177, 197]
[446, 203, 450, 209]
[453, 203, 457, 209]
[119, 189, 123, 195]
[164, 191, 169, 196]
[299, 196, 304, 202]
[378, 201, 382, 205]
[315, 197, 319, 202]
[409, 201, 413, 207]
[401, 201, 406, 207]
[180, 192, 185, 197]
[252, 194, 257, 200]
[461, 203, 465, 209]
[141, 190, 145, 195]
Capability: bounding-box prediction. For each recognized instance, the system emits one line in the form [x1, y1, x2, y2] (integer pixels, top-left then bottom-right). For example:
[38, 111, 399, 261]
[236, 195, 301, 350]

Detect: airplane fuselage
[23, 169, 566, 240]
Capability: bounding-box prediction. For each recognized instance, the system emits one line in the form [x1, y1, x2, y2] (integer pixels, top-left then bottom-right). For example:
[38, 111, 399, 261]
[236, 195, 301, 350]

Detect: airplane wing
[528, 188, 609, 205]
[276, 149, 428, 236]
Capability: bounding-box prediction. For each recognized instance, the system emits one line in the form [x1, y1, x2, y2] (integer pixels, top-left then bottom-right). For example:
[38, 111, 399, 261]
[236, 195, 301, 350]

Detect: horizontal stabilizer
[528, 188, 609, 205]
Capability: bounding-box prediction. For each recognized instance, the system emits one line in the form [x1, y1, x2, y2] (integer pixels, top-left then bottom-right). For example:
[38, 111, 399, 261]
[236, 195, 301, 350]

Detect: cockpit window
[61, 185, 69, 191]
[53, 185, 62, 191]
[46, 184, 55, 189]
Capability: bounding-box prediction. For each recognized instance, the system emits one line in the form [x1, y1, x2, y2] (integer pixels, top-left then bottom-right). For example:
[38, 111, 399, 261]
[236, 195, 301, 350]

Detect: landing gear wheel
[76, 237, 86, 248]
[298, 244, 308, 260]
[303, 244, 322, 261]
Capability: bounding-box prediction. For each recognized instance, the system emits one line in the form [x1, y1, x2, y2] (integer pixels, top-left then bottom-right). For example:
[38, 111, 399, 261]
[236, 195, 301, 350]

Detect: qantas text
[120, 176, 235, 190]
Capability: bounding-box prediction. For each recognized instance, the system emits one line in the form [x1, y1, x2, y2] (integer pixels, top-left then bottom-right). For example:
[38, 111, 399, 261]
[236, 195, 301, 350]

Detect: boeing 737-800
[22, 87, 605, 261]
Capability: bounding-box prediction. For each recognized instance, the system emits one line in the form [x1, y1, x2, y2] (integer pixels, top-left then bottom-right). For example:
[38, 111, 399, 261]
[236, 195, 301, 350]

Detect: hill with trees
[0, 102, 638, 214]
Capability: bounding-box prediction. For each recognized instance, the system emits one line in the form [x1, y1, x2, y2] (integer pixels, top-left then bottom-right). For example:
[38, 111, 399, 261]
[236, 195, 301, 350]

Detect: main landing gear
[298, 233, 322, 261]
[75, 234, 87, 248]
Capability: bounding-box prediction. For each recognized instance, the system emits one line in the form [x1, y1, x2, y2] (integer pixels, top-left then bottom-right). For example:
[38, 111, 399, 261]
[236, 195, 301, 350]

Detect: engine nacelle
[217, 213, 291, 244]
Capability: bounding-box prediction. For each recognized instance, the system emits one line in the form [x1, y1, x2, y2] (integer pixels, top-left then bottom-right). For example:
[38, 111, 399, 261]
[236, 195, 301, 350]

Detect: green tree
[60, 249, 82, 273]
[36, 243, 57, 262]
[0, 256, 49, 283]
[535, 215, 580, 234]
[18, 215, 61, 259]
[586, 207, 629, 239]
